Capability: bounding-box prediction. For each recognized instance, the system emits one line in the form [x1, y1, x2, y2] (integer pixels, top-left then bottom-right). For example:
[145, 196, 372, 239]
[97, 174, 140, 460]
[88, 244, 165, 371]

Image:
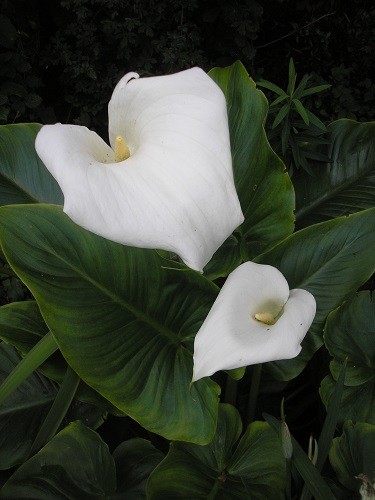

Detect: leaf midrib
[34, 242, 180, 346]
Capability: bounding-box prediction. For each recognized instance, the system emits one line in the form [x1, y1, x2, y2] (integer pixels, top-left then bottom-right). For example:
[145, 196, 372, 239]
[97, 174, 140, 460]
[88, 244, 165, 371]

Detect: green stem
[0, 332, 58, 405]
[224, 375, 238, 406]
[29, 365, 80, 456]
[206, 479, 222, 499]
[246, 363, 263, 424]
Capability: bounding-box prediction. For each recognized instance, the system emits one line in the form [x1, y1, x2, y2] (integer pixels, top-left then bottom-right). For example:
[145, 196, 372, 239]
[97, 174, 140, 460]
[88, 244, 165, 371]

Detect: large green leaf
[0, 421, 116, 498]
[256, 208, 375, 380]
[329, 421, 375, 494]
[295, 120, 375, 227]
[0, 204, 220, 444]
[0, 343, 103, 470]
[147, 404, 286, 499]
[209, 61, 294, 262]
[0, 123, 63, 205]
[320, 291, 375, 424]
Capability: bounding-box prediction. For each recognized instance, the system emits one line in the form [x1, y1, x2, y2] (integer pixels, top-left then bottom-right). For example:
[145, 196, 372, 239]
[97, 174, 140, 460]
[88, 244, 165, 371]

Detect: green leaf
[256, 209, 375, 380]
[148, 404, 286, 499]
[0, 342, 58, 470]
[329, 421, 375, 493]
[316, 360, 347, 472]
[210, 61, 294, 260]
[0, 300, 50, 353]
[299, 84, 331, 98]
[293, 99, 310, 125]
[0, 332, 58, 407]
[0, 300, 123, 415]
[272, 103, 290, 129]
[113, 438, 164, 498]
[293, 74, 311, 99]
[270, 94, 289, 107]
[320, 291, 375, 424]
[30, 366, 80, 455]
[256, 79, 287, 96]
[295, 120, 375, 227]
[306, 110, 327, 131]
[0, 123, 63, 206]
[0, 204, 220, 444]
[0, 421, 117, 498]
[264, 413, 335, 500]
[0, 344, 104, 470]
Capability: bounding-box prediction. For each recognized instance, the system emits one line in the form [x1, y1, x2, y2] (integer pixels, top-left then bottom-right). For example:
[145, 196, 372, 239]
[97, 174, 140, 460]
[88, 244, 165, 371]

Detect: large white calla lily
[35, 68, 244, 271]
[192, 261, 316, 381]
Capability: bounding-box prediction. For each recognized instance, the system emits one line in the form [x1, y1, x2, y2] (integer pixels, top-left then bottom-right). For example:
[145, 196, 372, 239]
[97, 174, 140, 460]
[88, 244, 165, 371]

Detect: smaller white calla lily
[35, 68, 244, 272]
[192, 261, 316, 382]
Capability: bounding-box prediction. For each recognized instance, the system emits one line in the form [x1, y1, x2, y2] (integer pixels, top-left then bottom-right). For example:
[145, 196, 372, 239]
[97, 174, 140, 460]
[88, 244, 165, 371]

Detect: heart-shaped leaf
[0, 123, 63, 205]
[0, 204, 220, 444]
[256, 208, 375, 380]
[147, 404, 286, 499]
[320, 291, 375, 424]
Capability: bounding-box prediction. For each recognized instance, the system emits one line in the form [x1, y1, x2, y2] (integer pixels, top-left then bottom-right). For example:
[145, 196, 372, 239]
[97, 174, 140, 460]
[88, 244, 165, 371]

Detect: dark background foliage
[1, 0, 374, 139]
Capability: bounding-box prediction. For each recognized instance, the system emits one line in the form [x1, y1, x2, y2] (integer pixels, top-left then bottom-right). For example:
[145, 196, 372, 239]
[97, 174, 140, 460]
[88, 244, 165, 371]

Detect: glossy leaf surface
[0, 204, 220, 444]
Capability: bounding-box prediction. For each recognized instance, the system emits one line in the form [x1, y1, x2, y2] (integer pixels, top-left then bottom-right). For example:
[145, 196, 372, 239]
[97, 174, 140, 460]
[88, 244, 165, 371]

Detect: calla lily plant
[35, 68, 244, 272]
[193, 262, 316, 382]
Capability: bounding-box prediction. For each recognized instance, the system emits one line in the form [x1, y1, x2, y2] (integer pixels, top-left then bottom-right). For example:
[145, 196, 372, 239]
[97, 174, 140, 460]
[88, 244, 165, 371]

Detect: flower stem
[224, 375, 238, 406]
[246, 363, 262, 424]
[206, 479, 222, 499]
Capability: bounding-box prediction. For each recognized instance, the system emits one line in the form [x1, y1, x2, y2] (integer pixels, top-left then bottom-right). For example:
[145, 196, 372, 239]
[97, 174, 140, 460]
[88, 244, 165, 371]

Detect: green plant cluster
[0, 61, 374, 498]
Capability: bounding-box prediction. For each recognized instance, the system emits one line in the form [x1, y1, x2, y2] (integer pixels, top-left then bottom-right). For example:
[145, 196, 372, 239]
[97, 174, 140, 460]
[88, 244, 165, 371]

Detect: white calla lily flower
[35, 68, 244, 271]
[192, 261, 316, 382]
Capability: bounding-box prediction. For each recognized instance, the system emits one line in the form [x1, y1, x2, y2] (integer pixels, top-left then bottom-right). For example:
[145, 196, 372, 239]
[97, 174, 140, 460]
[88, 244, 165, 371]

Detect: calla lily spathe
[35, 68, 244, 271]
[192, 262, 316, 382]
